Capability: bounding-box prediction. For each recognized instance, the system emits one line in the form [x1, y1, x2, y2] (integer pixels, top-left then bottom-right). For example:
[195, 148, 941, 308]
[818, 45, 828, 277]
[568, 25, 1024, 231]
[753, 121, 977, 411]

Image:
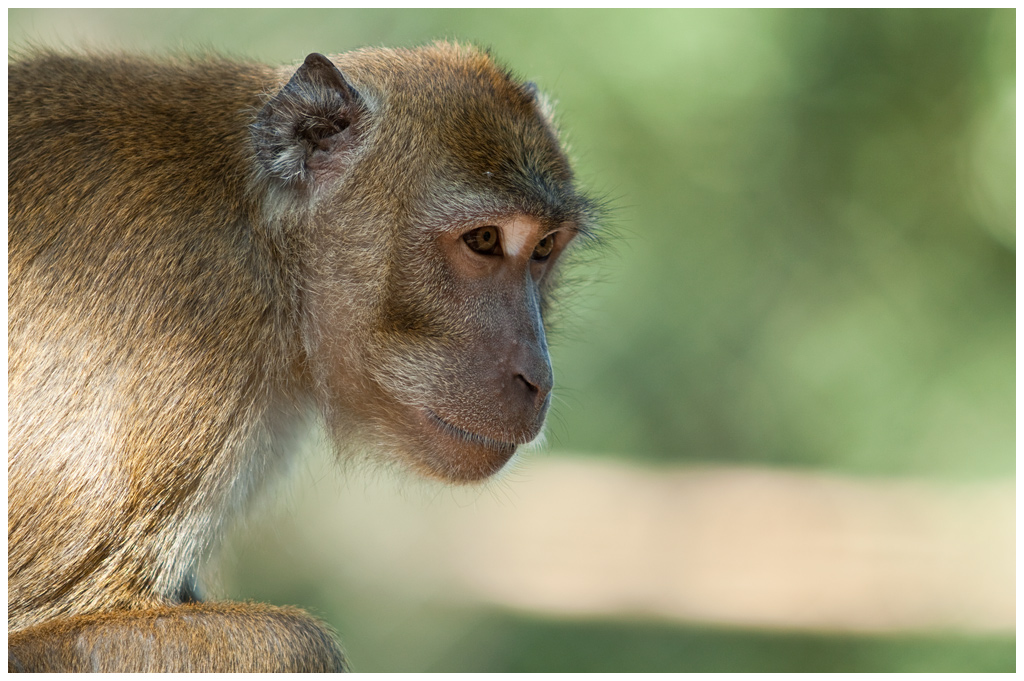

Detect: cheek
[379, 243, 462, 336]
[300, 263, 387, 412]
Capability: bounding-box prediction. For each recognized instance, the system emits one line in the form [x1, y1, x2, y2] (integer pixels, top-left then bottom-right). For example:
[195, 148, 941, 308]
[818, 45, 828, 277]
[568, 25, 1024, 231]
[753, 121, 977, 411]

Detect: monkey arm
[7, 602, 347, 673]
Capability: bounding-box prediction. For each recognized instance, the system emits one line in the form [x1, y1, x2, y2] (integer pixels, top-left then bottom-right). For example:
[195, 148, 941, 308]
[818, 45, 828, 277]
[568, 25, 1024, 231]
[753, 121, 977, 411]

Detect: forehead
[378, 51, 569, 164]
[341, 44, 588, 227]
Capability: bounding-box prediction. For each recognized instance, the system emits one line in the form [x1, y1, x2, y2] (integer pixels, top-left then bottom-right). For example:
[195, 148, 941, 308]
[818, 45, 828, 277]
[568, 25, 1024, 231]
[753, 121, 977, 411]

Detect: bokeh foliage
[9, 8, 1014, 672]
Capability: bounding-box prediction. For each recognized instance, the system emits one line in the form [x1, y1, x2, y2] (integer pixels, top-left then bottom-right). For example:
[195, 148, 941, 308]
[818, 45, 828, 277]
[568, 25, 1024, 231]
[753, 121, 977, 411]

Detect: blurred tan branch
[238, 455, 1014, 634]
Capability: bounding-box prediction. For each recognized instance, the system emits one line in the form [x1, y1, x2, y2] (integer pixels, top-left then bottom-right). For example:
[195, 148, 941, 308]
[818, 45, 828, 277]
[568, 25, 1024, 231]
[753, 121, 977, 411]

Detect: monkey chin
[406, 408, 525, 483]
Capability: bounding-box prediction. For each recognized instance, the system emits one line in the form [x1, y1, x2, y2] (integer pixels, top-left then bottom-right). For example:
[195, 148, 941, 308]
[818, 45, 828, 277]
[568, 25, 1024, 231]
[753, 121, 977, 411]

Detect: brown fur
[9, 43, 598, 672]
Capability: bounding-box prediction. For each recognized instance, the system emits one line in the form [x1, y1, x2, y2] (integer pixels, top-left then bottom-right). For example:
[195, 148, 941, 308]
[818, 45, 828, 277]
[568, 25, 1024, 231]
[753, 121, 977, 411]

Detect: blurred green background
[10, 8, 1014, 672]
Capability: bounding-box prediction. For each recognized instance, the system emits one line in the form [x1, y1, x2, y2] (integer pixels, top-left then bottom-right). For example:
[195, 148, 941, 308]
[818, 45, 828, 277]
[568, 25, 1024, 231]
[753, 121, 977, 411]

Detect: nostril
[516, 373, 539, 394]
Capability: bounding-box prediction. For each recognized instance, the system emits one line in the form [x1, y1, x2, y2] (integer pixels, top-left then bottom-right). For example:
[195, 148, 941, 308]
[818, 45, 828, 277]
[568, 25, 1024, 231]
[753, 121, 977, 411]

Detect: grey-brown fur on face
[8, 42, 599, 672]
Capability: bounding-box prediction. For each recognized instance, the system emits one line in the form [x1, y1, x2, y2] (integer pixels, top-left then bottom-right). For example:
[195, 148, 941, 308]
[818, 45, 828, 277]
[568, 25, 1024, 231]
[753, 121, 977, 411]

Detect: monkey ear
[253, 53, 363, 184]
[522, 81, 560, 137]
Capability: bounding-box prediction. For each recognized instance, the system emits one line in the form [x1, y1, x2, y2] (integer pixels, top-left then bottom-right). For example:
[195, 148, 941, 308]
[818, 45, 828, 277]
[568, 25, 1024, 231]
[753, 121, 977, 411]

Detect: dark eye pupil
[464, 226, 501, 255]
[533, 235, 555, 260]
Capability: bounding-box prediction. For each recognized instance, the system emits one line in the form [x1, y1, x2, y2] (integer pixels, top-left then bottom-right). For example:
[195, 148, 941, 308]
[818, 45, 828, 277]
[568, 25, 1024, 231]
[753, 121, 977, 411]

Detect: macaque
[8, 44, 599, 672]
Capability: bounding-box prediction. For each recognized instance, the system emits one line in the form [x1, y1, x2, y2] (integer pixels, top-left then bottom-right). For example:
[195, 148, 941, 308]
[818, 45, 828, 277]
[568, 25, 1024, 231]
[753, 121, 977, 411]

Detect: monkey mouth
[422, 409, 518, 455]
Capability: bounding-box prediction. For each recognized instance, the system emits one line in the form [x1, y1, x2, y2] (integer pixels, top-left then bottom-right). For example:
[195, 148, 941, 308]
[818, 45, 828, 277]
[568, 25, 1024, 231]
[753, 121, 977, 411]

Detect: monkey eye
[463, 226, 503, 256]
[532, 234, 556, 261]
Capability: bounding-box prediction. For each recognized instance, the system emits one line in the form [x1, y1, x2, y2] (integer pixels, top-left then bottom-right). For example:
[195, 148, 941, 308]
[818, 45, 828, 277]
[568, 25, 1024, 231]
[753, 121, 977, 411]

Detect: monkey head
[253, 46, 598, 482]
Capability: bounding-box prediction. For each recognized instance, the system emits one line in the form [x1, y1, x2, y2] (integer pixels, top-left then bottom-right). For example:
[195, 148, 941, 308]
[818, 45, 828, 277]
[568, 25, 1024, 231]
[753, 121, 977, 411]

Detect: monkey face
[255, 46, 599, 482]
[305, 209, 581, 482]
[376, 213, 578, 481]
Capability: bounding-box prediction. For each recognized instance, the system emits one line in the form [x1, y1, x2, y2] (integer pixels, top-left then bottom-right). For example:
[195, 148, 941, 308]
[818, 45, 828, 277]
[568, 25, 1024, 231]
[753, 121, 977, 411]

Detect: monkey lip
[422, 409, 519, 454]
